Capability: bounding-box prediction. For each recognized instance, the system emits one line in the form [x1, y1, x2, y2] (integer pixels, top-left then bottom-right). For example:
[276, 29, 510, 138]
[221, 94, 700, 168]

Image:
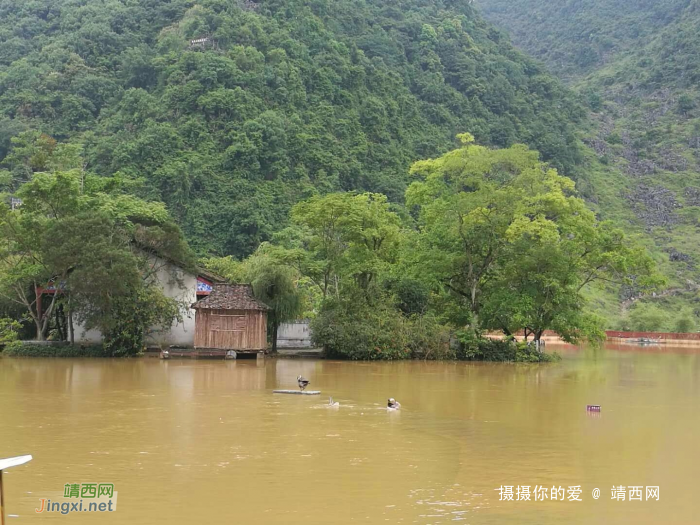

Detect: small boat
[637, 338, 660, 345]
[273, 390, 321, 395]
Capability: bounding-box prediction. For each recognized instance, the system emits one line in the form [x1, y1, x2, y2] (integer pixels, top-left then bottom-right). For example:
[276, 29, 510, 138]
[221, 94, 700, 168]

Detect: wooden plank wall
[194, 309, 267, 350]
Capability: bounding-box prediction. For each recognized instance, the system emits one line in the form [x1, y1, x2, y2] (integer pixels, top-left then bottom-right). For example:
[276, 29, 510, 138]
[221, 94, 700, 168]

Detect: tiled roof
[192, 284, 269, 311]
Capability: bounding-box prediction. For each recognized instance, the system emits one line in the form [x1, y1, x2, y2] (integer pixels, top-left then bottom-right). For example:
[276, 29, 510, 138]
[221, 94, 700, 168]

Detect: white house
[70, 256, 223, 348]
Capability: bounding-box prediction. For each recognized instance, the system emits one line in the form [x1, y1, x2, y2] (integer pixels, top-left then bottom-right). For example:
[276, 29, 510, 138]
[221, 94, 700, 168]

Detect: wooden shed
[192, 284, 269, 354]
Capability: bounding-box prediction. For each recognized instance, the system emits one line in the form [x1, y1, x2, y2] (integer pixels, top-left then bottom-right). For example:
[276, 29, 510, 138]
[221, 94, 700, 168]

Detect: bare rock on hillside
[628, 184, 682, 229]
[666, 248, 694, 268]
[684, 187, 700, 206]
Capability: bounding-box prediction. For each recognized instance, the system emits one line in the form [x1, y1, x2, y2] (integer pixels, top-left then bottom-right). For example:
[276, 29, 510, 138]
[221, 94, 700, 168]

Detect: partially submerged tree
[407, 134, 662, 342]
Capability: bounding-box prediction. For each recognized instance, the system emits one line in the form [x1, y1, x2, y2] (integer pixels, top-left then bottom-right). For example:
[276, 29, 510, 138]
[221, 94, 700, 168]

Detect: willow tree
[245, 247, 303, 354]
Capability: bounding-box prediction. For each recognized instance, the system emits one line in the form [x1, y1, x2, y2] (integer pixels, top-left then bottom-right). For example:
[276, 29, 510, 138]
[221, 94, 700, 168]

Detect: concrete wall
[73, 256, 198, 347]
[276, 321, 313, 349]
[148, 261, 197, 347]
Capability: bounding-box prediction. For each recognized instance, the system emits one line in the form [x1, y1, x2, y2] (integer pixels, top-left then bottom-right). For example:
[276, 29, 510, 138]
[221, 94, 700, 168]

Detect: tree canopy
[405, 136, 661, 342]
[0, 0, 584, 257]
[0, 168, 193, 352]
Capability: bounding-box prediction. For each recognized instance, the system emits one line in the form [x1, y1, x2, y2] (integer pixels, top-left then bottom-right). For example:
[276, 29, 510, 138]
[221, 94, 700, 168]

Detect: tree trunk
[68, 294, 75, 345]
[55, 306, 64, 341]
[35, 319, 45, 341]
[271, 321, 279, 354]
[38, 292, 59, 341]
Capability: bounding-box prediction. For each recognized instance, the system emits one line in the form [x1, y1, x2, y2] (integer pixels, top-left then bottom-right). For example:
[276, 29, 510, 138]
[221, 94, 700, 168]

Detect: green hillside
[0, 0, 584, 258]
[478, 0, 700, 328]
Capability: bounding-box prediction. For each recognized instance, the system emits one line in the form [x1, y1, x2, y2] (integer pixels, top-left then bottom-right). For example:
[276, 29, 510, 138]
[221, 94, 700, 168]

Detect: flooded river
[1, 344, 698, 524]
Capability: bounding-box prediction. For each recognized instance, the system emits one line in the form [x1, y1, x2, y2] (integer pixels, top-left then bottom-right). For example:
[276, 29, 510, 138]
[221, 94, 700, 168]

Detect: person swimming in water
[387, 398, 401, 410]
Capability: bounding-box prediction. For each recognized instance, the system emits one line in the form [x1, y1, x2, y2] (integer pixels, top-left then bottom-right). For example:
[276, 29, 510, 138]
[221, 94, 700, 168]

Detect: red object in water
[587, 405, 601, 412]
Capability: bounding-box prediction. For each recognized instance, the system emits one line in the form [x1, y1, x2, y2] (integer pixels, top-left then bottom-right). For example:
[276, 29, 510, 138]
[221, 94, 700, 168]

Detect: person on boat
[387, 398, 401, 410]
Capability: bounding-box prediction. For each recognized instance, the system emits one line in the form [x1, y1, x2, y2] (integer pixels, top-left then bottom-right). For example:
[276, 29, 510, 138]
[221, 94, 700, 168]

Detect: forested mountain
[479, 0, 700, 325]
[477, 0, 695, 82]
[0, 0, 584, 257]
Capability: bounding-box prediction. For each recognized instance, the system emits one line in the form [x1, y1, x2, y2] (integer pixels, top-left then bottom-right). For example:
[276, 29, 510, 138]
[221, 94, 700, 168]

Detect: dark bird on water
[297, 375, 310, 391]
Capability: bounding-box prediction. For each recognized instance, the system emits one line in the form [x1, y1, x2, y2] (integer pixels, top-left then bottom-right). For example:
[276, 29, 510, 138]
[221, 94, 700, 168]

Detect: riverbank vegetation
[3, 341, 107, 358]
[0, 136, 662, 360]
[0, 0, 671, 360]
[0, 161, 194, 356]
[478, 0, 700, 331]
[0, 134, 660, 360]
[205, 137, 661, 360]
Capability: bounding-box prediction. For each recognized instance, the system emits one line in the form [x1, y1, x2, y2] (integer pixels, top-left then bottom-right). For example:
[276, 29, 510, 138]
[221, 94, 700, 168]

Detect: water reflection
[0, 346, 698, 524]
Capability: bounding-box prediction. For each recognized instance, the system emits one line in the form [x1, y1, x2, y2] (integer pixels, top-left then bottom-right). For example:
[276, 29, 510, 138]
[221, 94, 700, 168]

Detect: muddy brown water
[0, 344, 698, 524]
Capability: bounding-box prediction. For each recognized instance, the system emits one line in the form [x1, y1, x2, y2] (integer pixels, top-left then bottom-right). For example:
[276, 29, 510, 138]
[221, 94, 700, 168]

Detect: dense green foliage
[0, 0, 585, 258]
[455, 335, 559, 362]
[2, 341, 108, 357]
[0, 167, 193, 354]
[479, 0, 700, 325]
[214, 139, 659, 359]
[405, 135, 660, 342]
[0, 316, 21, 345]
[477, 0, 693, 80]
[0, 0, 687, 353]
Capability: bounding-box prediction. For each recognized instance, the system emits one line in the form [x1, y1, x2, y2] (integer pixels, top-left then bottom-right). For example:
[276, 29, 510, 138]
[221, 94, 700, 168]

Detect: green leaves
[287, 192, 403, 296]
[0, 0, 587, 256]
[0, 168, 194, 348]
[407, 137, 661, 342]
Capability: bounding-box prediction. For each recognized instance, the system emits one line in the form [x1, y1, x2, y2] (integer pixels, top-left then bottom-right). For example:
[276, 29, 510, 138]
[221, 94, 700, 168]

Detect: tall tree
[246, 248, 303, 354]
[0, 169, 194, 352]
[273, 192, 402, 299]
[407, 135, 661, 341]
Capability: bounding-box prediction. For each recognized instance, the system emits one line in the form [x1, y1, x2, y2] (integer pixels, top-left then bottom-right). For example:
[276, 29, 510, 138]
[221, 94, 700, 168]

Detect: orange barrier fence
[605, 331, 700, 340]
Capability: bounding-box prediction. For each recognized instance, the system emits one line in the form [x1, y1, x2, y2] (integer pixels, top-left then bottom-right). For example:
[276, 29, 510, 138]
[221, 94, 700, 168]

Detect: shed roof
[192, 284, 269, 311]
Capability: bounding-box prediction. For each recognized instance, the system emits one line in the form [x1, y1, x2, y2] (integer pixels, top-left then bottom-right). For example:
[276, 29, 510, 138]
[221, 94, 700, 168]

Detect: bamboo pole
[1, 469, 5, 525]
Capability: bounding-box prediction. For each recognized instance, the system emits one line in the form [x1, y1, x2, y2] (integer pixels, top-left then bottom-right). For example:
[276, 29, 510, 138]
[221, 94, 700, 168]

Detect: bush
[100, 286, 181, 357]
[675, 316, 695, 334]
[0, 317, 22, 347]
[628, 303, 669, 332]
[2, 341, 108, 357]
[311, 295, 412, 360]
[405, 315, 454, 360]
[515, 343, 561, 363]
[454, 333, 560, 362]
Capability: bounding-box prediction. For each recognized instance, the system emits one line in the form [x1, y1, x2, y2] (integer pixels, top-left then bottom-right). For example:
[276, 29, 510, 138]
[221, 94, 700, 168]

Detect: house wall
[194, 309, 267, 351]
[73, 256, 198, 347]
[276, 321, 313, 349]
